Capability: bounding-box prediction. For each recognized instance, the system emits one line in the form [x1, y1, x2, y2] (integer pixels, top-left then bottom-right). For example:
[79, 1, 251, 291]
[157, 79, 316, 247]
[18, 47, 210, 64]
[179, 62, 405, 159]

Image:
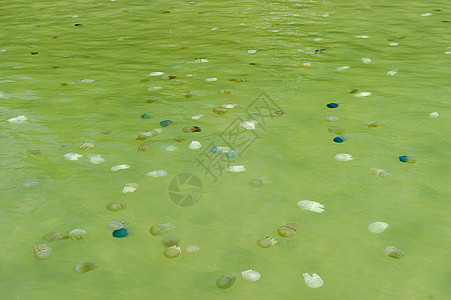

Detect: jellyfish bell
[216, 274, 236, 289]
[184, 244, 200, 254]
[33, 244, 52, 260]
[257, 236, 277, 248]
[368, 222, 389, 233]
[74, 262, 97, 273]
[163, 246, 182, 258]
[161, 236, 180, 248]
[384, 246, 405, 259]
[303, 273, 323, 288]
[69, 229, 87, 241]
[241, 269, 261, 281]
[149, 222, 176, 236]
[277, 223, 299, 237]
[106, 201, 126, 211]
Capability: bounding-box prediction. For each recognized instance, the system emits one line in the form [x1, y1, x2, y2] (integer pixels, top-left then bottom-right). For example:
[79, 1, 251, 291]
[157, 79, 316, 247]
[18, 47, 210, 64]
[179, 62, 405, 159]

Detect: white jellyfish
[241, 270, 261, 282]
[224, 166, 246, 173]
[7, 115, 27, 123]
[368, 222, 389, 233]
[334, 153, 354, 161]
[111, 164, 130, 171]
[297, 200, 325, 213]
[146, 170, 167, 177]
[87, 154, 105, 164]
[302, 273, 323, 288]
[64, 153, 83, 161]
[122, 183, 139, 193]
[189, 141, 201, 150]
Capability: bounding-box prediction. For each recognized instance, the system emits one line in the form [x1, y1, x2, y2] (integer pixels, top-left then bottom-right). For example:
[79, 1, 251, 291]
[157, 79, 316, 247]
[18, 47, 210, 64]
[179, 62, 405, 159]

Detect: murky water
[1, 0, 450, 299]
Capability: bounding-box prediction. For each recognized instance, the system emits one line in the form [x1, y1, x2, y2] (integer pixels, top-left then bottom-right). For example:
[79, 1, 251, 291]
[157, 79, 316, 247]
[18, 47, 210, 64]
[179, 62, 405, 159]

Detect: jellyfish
[257, 236, 277, 248]
[277, 223, 299, 237]
[122, 183, 139, 193]
[241, 270, 261, 282]
[297, 200, 325, 213]
[184, 244, 200, 254]
[368, 222, 389, 234]
[42, 231, 69, 242]
[161, 236, 180, 248]
[384, 246, 405, 259]
[163, 246, 181, 258]
[216, 274, 236, 289]
[73, 262, 97, 273]
[106, 201, 126, 211]
[108, 220, 128, 231]
[149, 222, 175, 236]
[69, 229, 87, 241]
[302, 273, 323, 288]
[138, 144, 149, 152]
[80, 141, 97, 150]
[33, 244, 52, 260]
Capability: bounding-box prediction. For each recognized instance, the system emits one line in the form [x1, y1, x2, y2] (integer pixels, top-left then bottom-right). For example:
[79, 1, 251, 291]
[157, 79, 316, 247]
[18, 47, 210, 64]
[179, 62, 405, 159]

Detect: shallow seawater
[1, 0, 450, 299]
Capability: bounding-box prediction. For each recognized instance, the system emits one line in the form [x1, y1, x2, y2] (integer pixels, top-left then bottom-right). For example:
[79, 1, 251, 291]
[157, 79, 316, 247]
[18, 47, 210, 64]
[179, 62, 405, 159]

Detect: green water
[1, 0, 450, 299]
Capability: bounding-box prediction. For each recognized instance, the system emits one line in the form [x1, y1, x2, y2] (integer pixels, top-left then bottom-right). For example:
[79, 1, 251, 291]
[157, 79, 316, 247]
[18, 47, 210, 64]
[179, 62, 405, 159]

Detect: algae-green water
[1, 0, 450, 299]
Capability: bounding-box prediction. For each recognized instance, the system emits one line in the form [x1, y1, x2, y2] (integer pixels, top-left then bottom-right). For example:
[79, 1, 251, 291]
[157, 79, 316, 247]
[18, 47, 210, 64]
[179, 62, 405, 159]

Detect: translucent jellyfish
[122, 183, 139, 193]
[217, 90, 233, 94]
[368, 222, 389, 233]
[173, 137, 185, 142]
[334, 153, 353, 161]
[224, 166, 246, 172]
[7, 115, 27, 123]
[106, 201, 126, 211]
[149, 222, 175, 236]
[74, 262, 97, 273]
[108, 220, 128, 231]
[191, 114, 204, 120]
[205, 78, 217, 82]
[42, 231, 69, 242]
[149, 72, 164, 76]
[33, 244, 52, 260]
[185, 244, 200, 254]
[277, 223, 299, 237]
[161, 236, 180, 248]
[163, 246, 181, 258]
[138, 144, 149, 152]
[69, 229, 87, 241]
[146, 170, 167, 177]
[216, 274, 236, 289]
[354, 92, 372, 98]
[429, 112, 439, 118]
[136, 128, 162, 140]
[369, 168, 390, 177]
[189, 141, 201, 150]
[240, 120, 258, 130]
[111, 164, 130, 171]
[297, 200, 325, 213]
[64, 153, 83, 160]
[241, 270, 261, 281]
[302, 273, 324, 288]
[87, 154, 105, 164]
[212, 107, 229, 115]
[387, 70, 398, 76]
[384, 246, 405, 259]
[211, 146, 230, 153]
[257, 236, 277, 248]
[336, 66, 350, 71]
[80, 141, 97, 150]
[361, 57, 372, 64]
[325, 115, 339, 122]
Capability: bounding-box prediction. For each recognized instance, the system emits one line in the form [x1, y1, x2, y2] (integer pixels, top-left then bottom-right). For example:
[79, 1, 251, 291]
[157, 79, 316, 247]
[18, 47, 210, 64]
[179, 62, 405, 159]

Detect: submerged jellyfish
[277, 223, 299, 237]
[163, 246, 181, 258]
[216, 274, 236, 289]
[257, 236, 277, 248]
[302, 273, 324, 288]
[368, 222, 389, 234]
[384, 246, 405, 259]
[161, 236, 180, 248]
[69, 229, 87, 241]
[184, 244, 200, 254]
[74, 262, 97, 273]
[106, 201, 126, 211]
[297, 200, 325, 213]
[33, 244, 52, 260]
[149, 222, 175, 236]
[122, 183, 139, 193]
[241, 270, 261, 282]
[108, 220, 128, 231]
[369, 168, 390, 177]
[80, 141, 97, 150]
[43, 231, 69, 242]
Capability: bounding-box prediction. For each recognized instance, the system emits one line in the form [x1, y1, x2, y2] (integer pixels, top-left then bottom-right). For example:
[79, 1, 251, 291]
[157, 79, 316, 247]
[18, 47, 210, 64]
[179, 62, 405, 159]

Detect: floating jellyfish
[69, 229, 87, 241]
[270, 110, 285, 117]
[23, 179, 38, 187]
[327, 103, 339, 108]
[149, 72, 164, 76]
[257, 236, 277, 248]
[122, 183, 139, 193]
[138, 144, 149, 152]
[161, 236, 180, 248]
[87, 154, 105, 164]
[111, 164, 130, 171]
[368, 222, 389, 233]
[146, 97, 160, 103]
[216, 274, 236, 289]
[301, 61, 312, 67]
[277, 223, 299, 237]
[108, 220, 128, 231]
[218, 89, 233, 94]
[364, 122, 379, 128]
[325, 115, 339, 122]
[141, 113, 152, 119]
[384, 246, 405, 259]
[334, 153, 353, 161]
[387, 70, 398, 76]
[64, 153, 83, 160]
[7, 115, 27, 123]
[146, 170, 167, 177]
[328, 126, 345, 135]
[227, 150, 238, 158]
[33, 244, 52, 260]
[189, 141, 201, 150]
[346, 89, 358, 94]
[429, 112, 439, 118]
[161, 144, 177, 152]
[297, 200, 325, 213]
[361, 57, 372, 64]
[173, 137, 185, 142]
[113, 228, 129, 238]
[212, 107, 229, 115]
[160, 120, 173, 127]
[337, 66, 350, 71]
[149, 222, 175, 236]
[74, 262, 97, 273]
[369, 168, 389, 177]
[224, 166, 246, 172]
[101, 129, 112, 134]
[241, 270, 261, 281]
[302, 273, 324, 288]
[136, 128, 162, 140]
[240, 120, 258, 130]
[211, 146, 230, 153]
[354, 92, 372, 98]
[191, 114, 204, 119]
[43, 231, 69, 242]
[249, 179, 263, 187]
[80, 141, 97, 150]
[106, 201, 126, 211]
[399, 155, 416, 163]
[163, 246, 181, 258]
[185, 244, 200, 254]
